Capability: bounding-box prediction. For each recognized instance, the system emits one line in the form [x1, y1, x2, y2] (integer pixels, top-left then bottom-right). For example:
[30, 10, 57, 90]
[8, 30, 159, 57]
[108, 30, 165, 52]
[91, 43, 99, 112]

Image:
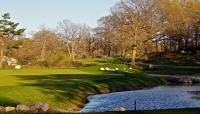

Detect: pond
[80, 85, 200, 112]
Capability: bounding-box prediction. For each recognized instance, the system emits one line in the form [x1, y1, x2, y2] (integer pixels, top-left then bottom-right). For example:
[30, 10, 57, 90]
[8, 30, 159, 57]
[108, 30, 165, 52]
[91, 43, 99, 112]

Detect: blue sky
[0, 0, 120, 35]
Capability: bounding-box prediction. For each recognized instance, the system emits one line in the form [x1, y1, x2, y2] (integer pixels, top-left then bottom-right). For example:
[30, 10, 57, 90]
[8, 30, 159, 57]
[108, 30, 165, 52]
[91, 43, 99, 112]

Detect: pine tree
[0, 13, 25, 68]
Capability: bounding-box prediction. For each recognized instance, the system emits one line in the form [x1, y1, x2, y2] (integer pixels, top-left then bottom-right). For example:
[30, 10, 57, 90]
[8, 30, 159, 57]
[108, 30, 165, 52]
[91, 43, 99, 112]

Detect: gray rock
[16, 104, 30, 112]
[30, 102, 49, 112]
[5, 106, 15, 112]
[30, 102, 43, 112]
[32, 102, 43, 108]
[41, 103, 49, 112]
[30, 106, 39, 113]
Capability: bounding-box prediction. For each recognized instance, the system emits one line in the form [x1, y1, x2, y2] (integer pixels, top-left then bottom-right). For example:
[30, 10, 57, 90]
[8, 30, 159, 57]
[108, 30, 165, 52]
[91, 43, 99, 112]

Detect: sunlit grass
[0, 59, 167, 110]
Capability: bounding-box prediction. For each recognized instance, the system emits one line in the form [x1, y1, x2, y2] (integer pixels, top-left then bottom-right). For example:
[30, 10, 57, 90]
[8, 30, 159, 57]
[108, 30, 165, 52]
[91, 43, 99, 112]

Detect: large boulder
[0, 106, 5, 112]
[30, 102, 42, 113]
[30, 106, 39, 113]
[30, 102, 49, 112]
[41, 103, 49, 112]
[16, 104, 30, 112]
[5, 106, 15, 112]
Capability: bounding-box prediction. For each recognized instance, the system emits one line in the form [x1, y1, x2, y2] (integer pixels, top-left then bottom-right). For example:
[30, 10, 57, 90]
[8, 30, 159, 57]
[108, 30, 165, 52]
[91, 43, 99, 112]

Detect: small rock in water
[5, 106, 15, 112]
[114, 107, 126, 112]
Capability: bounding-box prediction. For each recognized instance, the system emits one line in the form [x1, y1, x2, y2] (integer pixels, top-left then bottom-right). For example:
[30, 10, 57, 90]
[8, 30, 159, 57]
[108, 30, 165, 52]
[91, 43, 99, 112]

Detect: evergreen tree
[0, 13, 25, 68]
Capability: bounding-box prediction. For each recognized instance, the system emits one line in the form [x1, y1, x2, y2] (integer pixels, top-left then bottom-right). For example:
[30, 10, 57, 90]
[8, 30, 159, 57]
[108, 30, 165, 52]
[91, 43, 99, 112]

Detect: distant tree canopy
[95, 0, 200, 65]
[1, 0, 200, 68]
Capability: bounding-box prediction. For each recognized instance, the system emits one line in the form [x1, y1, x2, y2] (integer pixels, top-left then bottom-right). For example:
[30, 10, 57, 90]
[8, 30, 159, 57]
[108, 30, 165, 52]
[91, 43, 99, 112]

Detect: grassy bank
[0, 59, 167, 111]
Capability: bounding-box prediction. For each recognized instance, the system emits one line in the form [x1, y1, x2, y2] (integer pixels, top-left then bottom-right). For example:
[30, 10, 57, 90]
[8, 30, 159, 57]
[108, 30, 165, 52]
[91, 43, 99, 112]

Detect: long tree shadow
[13, 71, 163, 110]
[0, 96, 20, 106]
[13, 73, 121, 109]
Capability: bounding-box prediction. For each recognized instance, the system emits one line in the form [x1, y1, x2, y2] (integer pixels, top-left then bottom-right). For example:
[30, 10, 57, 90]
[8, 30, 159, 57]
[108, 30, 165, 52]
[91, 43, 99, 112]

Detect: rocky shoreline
[0, 102, 50, 113]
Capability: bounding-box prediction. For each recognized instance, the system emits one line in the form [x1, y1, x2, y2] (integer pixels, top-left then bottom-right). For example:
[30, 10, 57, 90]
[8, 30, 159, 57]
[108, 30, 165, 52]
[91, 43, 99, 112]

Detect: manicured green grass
[0, 59, 167, 111]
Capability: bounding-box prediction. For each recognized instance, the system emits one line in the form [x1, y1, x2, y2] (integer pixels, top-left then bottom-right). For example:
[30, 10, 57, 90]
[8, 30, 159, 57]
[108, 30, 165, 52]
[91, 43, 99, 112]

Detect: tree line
[0, 0, 200, 68]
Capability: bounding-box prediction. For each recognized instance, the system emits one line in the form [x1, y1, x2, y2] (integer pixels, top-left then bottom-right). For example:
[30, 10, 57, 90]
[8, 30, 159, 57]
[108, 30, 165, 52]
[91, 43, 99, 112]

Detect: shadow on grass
[143, 66, 200, 75]
[94, 59, 127, 65]
[82, 64, 100, 67]
[0, 97, 19, 106]
[13, 72, 166, 109]
[13, 74, 121, 108]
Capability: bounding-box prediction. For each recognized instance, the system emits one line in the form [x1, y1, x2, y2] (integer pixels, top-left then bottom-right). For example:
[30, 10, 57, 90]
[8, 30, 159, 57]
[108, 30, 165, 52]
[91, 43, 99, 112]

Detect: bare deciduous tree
[57, 20, 91, 60]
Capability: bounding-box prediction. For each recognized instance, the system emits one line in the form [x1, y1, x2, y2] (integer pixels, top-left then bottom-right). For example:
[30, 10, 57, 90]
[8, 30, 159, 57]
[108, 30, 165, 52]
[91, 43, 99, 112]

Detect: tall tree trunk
[161, 43, 163, 52]
[195, 30, 198, 48]
[122, 49, 126, 58]
[71, 43, 75, 61]
[163, 41, 166, 52]
[169, 38, 172, 52]
[66, 41, 72, 59]
[185, 38, 188, 51]
[174, 41, 177, 51]
[107, 38, 111, 57]
[72, 50, 75, 61]
[0, 41, 4, 68]
[131, 46, 137, 66]
[108, 46, 111, 57]
[178, 40, 182, 51]
[41, 40, 47, 61]
[156, 41, 158, 52]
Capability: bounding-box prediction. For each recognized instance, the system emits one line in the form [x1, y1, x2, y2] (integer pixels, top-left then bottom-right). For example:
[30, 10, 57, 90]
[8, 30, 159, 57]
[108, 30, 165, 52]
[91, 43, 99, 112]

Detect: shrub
[36, 61, 49, 67]
[71, 61, 82, 68]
